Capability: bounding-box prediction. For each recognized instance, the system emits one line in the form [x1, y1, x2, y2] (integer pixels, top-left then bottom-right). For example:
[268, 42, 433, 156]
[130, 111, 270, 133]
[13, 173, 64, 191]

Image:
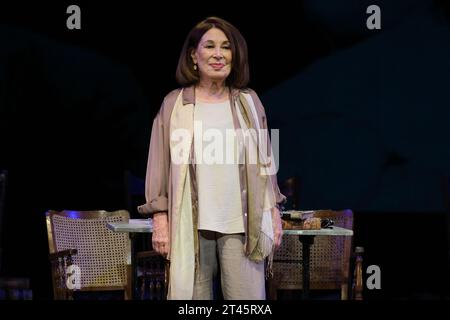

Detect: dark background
[0, 0, 449, 299]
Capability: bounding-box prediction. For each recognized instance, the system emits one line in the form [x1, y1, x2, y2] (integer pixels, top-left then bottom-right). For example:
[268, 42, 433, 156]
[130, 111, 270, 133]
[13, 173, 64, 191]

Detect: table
[107, 218, 153, 233]
[278, 227, 353, 299]
[107, 219, 153, 299]
[108, 220, 353, 299]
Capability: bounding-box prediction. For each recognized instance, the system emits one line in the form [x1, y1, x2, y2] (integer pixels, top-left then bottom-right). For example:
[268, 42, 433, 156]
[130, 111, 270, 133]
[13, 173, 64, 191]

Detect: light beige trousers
[193, 230, 266, 300]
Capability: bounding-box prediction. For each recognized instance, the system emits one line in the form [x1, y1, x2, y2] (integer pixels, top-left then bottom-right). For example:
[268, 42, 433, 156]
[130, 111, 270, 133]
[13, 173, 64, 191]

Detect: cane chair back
[46, 210, 132, 299]
[271, 209, 353, 299]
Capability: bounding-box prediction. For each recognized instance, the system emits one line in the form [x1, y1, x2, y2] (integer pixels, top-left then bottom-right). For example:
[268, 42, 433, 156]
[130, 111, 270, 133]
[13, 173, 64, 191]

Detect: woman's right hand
[152, 212, 170, 257]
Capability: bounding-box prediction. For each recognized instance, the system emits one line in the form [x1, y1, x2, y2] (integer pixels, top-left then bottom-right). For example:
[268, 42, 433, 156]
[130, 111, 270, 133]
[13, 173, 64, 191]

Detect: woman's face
[191, 28, 232, 83]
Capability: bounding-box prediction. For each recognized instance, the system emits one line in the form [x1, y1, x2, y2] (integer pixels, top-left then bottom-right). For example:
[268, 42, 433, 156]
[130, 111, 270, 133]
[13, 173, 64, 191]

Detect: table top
[283, 226, 353, 236]
[107, 219, 153, 233]
[107, 219, 352, 236]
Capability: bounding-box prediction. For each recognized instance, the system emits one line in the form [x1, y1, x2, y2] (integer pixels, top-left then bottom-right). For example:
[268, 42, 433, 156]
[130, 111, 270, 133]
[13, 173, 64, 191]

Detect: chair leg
[125, 264, 133, 300]
[352, 247, 364, 300]
[341, 283, 349, 300]
[266, 278, 278, 300]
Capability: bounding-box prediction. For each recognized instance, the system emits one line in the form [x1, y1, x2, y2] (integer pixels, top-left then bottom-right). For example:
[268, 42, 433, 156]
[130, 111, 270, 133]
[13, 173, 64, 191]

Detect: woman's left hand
[271, 206, 283, 249]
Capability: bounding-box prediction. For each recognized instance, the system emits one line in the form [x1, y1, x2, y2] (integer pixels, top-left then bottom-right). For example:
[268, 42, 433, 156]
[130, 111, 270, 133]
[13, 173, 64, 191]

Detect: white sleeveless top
[193, 100, 245, 234]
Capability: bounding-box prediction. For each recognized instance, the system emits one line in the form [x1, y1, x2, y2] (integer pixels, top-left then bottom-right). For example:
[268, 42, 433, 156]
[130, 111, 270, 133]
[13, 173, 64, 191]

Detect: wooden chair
[46, 210, 132, 300]
[0, 278, 33, 300]
[0, 170, 33, 300]
[268, 209, 360, 300]
[0, 170, 7, 272]
[135, 250, 169, 300]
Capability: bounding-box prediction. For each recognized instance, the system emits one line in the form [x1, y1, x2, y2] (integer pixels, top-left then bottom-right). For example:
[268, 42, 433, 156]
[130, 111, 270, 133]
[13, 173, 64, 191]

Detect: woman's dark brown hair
[176, 17, 249, 89]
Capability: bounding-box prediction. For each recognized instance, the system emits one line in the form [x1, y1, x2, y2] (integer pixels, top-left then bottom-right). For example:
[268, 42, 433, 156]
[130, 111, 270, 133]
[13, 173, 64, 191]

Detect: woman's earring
[193, 64, 197, 71]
